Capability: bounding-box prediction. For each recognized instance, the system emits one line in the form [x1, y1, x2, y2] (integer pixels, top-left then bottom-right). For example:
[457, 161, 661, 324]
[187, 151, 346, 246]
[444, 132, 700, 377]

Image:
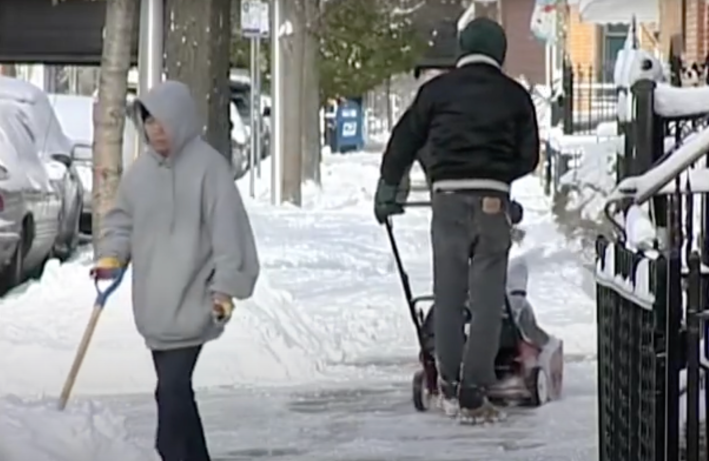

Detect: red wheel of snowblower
[412, 370, 432, 412]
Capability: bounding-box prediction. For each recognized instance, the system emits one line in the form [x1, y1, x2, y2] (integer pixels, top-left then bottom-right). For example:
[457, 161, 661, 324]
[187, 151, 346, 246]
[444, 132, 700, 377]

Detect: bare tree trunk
[93, 0, 138, 254]
[300, 0, 321, 185]
[165, 0, 232, 161]
[281, 0, 305, 205]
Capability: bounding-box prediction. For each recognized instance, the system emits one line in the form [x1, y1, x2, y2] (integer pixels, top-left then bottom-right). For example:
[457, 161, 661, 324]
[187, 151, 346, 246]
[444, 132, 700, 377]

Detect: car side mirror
[51, 153, 72, 167]
[262, 106, 271, 117]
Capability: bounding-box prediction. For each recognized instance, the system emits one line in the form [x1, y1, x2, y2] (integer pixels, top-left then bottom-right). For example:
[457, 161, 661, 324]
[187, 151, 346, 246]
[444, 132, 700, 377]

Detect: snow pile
[0, 397, 157, 461]
[240, 150, 389, 211]
[0, 257, 331, 396]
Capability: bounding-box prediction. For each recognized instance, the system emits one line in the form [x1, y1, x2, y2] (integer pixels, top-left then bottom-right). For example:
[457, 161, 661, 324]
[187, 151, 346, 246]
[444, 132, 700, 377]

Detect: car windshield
[232, 94, 250, 121]
[73, 144, 92, 161]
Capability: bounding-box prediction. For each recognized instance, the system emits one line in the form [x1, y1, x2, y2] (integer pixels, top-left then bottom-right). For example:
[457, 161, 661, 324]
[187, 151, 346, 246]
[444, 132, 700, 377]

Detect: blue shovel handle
[94, 268, 126, 307]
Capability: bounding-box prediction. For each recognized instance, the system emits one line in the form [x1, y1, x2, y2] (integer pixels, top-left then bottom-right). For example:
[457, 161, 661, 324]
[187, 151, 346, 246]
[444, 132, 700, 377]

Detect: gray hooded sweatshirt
[99, 80, 260, 351]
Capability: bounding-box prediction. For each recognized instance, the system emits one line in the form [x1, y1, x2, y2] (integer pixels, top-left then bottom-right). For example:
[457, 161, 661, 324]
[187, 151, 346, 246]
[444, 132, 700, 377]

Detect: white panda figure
[626, 49, 665, 87]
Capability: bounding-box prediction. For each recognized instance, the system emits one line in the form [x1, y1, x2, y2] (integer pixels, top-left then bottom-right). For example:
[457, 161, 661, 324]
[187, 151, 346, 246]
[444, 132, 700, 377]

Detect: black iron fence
[596, 239, 675, 461]
[556, 59, 618, 135]
[541, 60, 618, 199]
[597, 50, 709, 461]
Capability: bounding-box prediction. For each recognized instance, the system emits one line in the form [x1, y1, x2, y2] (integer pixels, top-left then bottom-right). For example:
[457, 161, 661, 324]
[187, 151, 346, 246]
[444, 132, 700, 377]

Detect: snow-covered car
[51, 93, 138, 234]
[0, 99, 62, 287]
[0, 80, 84, 262]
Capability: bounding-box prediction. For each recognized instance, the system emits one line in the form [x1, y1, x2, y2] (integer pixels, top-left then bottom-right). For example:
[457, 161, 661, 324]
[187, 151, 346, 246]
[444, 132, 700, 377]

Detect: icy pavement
[97, 362, 596, 461]
[0, 152, 597, 460]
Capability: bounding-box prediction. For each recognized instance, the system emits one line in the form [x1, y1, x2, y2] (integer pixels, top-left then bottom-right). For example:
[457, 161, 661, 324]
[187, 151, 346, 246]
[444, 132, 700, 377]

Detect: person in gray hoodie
[91, 80, 260, 461]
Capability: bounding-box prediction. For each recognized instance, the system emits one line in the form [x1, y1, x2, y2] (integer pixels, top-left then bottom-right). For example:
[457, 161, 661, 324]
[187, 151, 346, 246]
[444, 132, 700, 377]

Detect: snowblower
[383, 200, 564, 412]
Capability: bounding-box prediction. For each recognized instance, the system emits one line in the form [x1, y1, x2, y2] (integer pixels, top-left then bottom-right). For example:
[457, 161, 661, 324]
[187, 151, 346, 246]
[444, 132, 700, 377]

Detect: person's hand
[212, 293, 234, 323]
[90, 257, 123, 280]
[373, 178, 404, 224]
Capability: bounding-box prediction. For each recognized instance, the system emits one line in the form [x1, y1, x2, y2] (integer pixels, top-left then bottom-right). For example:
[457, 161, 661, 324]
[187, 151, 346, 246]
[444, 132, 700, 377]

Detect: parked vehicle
[229, 78, 271, 168]
[0, 80, 84, 263]
[51, 93, 137, 234]
[0, 98, 62, 288]
[230, 102, 249, 179]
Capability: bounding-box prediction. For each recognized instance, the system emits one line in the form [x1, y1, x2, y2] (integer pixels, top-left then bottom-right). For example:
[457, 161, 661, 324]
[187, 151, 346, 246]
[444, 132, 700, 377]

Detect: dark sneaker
[457, 386, 505, 425]
[436, 379, 459, 417]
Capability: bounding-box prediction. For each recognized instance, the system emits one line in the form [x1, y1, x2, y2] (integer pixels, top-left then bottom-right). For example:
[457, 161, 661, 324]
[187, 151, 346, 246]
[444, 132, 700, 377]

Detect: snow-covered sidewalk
[0, 152, 596, 460]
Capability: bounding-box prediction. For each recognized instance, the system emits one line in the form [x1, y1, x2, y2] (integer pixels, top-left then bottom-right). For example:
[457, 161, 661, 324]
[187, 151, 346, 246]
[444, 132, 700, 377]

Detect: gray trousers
[431, 190, 511, 388]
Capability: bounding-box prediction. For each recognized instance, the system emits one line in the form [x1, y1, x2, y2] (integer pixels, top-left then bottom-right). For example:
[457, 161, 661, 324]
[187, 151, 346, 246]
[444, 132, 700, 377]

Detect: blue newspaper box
[332, 98, 364, 153]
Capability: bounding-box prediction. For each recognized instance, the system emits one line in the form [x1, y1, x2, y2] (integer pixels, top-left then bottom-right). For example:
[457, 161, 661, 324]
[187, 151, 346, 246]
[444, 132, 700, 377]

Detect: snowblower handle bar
[397, 201, 431, 208]
[94, 268, 126, 307]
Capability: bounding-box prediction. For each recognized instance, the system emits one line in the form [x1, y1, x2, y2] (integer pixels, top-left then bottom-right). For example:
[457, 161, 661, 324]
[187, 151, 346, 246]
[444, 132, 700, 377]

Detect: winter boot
[457, 385, 505, 425]
[436, 379, 459, 417]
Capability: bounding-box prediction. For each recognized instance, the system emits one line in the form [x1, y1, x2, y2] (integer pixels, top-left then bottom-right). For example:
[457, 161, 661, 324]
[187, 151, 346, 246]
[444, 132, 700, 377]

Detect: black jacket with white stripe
[380, 54, 540, 192]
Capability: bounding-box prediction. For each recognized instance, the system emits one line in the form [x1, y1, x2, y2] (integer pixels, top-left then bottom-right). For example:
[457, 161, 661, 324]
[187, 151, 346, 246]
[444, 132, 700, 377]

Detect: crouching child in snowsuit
[374, 17, 539, 424]
[92, 80, 260, 461]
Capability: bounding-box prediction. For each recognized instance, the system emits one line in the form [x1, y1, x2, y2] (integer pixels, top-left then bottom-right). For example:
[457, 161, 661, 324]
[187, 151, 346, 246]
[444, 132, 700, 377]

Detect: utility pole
[241, 0, 269, 198]
[301, 0, 321, 185]
[165, 0, 232, 161]
[136, 0, 164, 164]
[270, 0, 285, 204]
[92, 0, 138, 253]
[280, 0, 305, 205]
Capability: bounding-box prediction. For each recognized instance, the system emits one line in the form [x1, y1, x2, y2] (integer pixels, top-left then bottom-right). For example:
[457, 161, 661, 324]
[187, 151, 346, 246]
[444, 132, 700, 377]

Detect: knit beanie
[457, 17, 508, 66]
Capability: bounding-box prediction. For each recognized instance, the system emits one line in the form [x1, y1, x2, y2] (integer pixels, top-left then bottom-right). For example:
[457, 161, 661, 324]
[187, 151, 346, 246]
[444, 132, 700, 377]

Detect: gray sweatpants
[431, 190, 511, 388]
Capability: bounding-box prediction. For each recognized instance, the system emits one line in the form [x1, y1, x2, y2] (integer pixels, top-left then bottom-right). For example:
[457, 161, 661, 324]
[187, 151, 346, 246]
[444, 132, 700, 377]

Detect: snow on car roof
[0, 77, 73, 160]
[47, 94, 94, 145]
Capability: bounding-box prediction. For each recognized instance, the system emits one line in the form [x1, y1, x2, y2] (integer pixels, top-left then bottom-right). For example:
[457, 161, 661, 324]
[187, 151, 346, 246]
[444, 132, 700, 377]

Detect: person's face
[144, 115, 170, 155]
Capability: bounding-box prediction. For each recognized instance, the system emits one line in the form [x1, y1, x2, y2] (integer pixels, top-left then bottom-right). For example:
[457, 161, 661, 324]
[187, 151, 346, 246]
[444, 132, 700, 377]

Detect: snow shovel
[57, 269, 126, 410]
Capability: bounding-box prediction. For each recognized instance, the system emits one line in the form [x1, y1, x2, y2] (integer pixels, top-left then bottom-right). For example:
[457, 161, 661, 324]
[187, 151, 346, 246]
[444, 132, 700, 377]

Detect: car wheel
[1, 231, 25, 292]
[55, 205, 81, 262]
[67, 205, 82, 253]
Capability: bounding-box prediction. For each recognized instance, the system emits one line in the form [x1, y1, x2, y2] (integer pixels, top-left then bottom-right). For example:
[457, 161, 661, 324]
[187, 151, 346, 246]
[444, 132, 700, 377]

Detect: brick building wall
[566, 4, 659, 70]
[685, 0, 707, 63]
[566, 4, 599, 69]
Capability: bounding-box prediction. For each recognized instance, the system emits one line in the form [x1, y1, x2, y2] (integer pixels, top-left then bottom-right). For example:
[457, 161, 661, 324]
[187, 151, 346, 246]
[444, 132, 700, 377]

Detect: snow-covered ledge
[577, 0, 658, 24]
[655, 84, 709, 118]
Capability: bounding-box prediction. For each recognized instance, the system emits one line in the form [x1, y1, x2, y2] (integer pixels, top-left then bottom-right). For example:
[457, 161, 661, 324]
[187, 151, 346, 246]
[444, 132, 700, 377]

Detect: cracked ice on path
[0, 152, 597, 460]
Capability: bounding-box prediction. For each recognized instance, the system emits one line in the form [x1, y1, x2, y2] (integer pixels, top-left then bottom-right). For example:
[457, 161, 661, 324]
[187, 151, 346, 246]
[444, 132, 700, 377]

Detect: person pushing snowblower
[374, 17, 540, 424]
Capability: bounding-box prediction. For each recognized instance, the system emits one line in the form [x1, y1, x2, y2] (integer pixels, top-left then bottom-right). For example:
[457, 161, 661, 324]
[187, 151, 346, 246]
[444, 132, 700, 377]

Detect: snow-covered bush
[558, 134, 618, 223]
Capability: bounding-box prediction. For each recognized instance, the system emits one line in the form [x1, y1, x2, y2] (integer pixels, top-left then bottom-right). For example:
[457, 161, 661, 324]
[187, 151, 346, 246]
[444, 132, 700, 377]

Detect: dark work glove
[374, 178, 404, 224]
[509, 200, 523, 225]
